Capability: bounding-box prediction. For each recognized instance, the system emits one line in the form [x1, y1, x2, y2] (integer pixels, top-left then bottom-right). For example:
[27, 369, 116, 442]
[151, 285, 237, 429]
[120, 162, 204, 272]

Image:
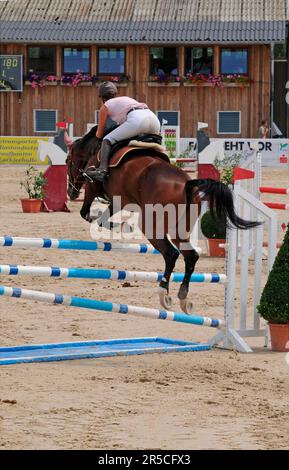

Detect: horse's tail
[185, 178, 262, 230]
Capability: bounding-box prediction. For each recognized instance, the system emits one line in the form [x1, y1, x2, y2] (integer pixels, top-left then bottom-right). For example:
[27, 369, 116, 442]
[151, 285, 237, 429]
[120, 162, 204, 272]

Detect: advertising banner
[161, 126, 180, 156]
[0, 137, 50, 165]
[180, 138, 289, 168]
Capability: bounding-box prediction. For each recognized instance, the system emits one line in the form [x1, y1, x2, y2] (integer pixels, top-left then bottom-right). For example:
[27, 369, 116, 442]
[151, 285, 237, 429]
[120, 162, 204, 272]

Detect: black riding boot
[88, 140, 111, 182]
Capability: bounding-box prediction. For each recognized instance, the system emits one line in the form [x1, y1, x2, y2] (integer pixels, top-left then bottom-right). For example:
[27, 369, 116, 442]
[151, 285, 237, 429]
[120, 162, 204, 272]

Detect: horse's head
[66, 141, 87, 200]
[65, 128, 100, 200]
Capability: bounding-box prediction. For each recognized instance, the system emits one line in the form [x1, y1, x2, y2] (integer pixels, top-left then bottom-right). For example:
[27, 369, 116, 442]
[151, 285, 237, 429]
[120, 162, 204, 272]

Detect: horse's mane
[74, 125, 98, 149]
[73, 125, 99, 158]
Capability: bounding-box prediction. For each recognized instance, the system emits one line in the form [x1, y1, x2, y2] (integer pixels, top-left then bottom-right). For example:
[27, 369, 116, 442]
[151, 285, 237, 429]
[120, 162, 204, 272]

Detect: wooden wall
[0, 43, 271, 138]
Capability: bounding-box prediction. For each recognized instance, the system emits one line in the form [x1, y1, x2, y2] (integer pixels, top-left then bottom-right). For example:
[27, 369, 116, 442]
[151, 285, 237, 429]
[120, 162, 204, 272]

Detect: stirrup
[85, 168, 108, 182]
[93, 169, 108, 181]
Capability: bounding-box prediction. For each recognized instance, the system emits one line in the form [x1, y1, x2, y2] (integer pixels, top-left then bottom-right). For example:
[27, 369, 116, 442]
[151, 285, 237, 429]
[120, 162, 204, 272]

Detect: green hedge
[257, 223, 289, 324]
[200, 209, 226, 239]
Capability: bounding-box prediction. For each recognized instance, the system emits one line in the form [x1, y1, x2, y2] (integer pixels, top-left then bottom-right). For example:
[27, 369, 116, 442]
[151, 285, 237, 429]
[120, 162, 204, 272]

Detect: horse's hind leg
[148, 236, 179, 310]
[173, 239, 199, 314]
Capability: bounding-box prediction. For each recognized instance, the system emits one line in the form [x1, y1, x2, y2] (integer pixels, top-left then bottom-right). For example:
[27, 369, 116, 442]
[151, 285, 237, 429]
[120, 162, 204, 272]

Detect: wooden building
[0, 0, 288, 138]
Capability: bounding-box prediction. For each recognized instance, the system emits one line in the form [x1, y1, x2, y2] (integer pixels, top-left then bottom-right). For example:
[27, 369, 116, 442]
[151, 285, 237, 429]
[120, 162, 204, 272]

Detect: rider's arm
[96, 105, 109, 139]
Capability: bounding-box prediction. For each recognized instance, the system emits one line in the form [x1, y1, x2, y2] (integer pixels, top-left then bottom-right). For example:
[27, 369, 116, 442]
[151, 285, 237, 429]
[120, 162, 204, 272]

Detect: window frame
[27, 45, 56, 74]
[220, 47, 249, 76]
[33, 109, 58, 133]
[274, 43, 287, 62]
[156, 110, 180, 126]
[217, 111, 241, 135]
[62, 46, 91, 75]
[184, 46, 214, 75]
[97, 46, 126, 76]
[149, 46, 179, 78]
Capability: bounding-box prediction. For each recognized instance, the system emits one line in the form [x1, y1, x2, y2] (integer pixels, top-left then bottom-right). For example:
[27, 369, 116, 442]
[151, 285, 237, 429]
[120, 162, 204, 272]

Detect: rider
[88, 81, 161, 181]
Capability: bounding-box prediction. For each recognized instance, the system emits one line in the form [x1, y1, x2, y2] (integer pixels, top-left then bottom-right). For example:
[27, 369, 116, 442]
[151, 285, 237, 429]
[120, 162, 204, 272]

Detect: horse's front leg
[80, 181, 102, 222]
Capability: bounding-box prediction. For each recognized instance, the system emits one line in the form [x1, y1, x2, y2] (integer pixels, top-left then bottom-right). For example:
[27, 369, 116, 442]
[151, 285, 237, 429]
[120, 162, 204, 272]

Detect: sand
[0, 165, 289, 450]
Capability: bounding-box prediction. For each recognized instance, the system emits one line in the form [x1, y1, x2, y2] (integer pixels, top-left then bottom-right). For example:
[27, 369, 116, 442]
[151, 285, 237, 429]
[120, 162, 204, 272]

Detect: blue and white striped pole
[0, 264, 227, 284]
[0, 236, 202, 255]
[0, 284, 223, 329]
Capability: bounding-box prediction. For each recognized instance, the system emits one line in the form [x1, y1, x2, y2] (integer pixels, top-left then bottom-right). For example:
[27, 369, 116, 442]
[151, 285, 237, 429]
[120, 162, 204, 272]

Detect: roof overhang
[0, 20, 286, 44]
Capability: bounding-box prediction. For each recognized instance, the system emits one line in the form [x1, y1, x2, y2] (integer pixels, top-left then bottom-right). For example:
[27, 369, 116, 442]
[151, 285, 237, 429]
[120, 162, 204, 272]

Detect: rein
[66, 150, 90, 192]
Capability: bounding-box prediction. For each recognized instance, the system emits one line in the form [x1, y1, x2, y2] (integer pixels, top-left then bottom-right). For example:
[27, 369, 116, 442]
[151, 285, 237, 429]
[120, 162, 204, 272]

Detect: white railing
[210, 185, 278, 352]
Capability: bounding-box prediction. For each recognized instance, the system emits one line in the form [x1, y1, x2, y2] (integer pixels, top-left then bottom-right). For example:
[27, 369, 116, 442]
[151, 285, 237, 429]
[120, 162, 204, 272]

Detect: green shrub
[257, 223, 289, 324]
[200, 209, 226, 239]
[213, 153, 242, 185]
[20, 166, 46, 199]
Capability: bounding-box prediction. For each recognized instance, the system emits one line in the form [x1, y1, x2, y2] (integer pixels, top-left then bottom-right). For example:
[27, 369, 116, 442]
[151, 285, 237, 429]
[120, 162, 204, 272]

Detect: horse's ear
[64, 131, 73, 147]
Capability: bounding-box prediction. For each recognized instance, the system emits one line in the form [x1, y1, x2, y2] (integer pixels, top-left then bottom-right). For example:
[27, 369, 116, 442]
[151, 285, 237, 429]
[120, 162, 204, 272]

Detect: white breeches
[104, 109, 161, 144]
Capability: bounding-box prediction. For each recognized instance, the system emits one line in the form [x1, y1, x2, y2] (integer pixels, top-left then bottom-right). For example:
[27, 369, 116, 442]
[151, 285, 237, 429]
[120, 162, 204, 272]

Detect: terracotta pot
[208, 238, 226, 257]
[20, 198, 42, 213]
[269, 323, 289, 352]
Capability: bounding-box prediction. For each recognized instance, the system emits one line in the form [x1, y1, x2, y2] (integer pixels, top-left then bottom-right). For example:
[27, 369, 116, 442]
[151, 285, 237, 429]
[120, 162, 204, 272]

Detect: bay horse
[66, 126, 260, 314]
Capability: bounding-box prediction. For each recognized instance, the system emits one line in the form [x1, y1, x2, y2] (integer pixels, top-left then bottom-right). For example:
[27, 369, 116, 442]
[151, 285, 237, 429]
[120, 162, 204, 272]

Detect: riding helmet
[98, 81, 118, 101]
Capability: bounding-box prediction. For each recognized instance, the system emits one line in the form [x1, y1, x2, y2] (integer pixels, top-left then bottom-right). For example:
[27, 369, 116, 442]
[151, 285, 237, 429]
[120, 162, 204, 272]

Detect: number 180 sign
[0, 55, 23, 92]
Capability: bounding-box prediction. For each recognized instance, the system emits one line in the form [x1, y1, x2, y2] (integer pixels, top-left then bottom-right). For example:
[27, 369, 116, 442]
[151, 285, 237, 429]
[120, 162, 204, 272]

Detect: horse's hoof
[179, 299, 194, 315]
[159, 289, 173, 310]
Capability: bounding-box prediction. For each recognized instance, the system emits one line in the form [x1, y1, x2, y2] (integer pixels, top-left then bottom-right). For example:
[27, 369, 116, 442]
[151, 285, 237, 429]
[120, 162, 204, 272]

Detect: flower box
[183, 73, 251, 88]
[78, 82, 92, 86]
[183, 82, 212, 87]
[183, 82, 250, 88]
[61, 81, 93, 87]
[222, 83, 250, 88]
[148, 82, 180, 87]
[95, 81, 128, 87]
[25, 80, 58, 87]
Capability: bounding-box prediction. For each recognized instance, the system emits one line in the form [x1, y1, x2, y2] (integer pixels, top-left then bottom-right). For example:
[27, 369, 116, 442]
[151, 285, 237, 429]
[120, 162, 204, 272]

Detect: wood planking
[0, 43, 271, 137]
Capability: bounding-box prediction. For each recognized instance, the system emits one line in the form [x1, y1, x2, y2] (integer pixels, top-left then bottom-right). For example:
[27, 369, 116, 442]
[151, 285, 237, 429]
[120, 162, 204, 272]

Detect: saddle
[97, 134, 170, 168]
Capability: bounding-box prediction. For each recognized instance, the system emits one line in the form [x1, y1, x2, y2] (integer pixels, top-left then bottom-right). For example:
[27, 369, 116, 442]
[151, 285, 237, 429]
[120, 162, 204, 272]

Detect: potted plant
[200, 153, 242, 256]
[257, 223, 289, 351]
[200, 209, 227, 257]
[213, 153, 242, 185]
[20, 166, 46, 213]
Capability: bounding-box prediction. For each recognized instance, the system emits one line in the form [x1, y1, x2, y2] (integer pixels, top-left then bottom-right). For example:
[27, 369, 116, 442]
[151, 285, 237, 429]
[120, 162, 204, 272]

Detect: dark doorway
[273, 61, 287, 136]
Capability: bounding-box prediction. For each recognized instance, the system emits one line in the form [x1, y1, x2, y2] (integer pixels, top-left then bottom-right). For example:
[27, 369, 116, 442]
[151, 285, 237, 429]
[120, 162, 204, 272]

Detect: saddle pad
[128, 140, 167, 153]
[97, 146, 170, 168]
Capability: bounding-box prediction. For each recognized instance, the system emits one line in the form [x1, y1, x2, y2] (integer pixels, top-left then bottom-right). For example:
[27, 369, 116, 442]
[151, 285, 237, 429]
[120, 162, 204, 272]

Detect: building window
[274, 43, 287, 61]
[221, 48, 248, 75]
[98, 48, 125, 74]
[27, 47, 56, 73]
[157, 111, 179, 126]
[217, 111, 241, 134]
[185, 47, 213, 75]
[63, 48, 90, 73]
[150, 47, 178, 78]
[34, 109, 57, 133]
[95, 110, 116, 129]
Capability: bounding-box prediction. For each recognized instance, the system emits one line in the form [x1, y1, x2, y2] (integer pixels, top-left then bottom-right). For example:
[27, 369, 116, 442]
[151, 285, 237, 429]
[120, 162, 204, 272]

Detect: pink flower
[47, 75, 58, 82]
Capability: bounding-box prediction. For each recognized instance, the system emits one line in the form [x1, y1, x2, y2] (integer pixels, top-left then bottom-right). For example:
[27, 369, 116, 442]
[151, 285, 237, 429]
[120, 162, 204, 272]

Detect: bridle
[66, 135, 102, 192]
[66, 147, 88, 193]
